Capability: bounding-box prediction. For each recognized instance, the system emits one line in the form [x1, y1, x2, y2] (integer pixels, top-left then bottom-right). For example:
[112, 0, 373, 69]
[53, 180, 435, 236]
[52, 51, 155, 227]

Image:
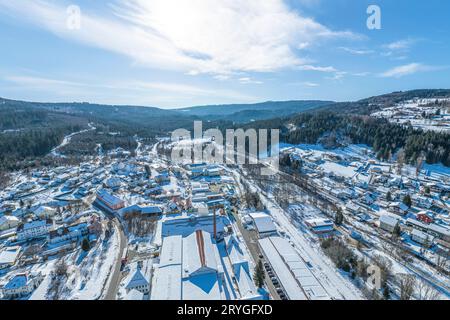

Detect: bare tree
[399, 274, 416, 300]
[435, 249, 449, 274]
[396, 148, 405, 175]
[0, 171, 10, 189]
[416, 281, 440, 300]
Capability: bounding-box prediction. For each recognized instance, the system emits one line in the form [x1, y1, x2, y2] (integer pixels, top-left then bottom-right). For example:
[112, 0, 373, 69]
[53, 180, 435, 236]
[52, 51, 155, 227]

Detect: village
[371, 98, 450, 133]
[0, 133, 449, 301]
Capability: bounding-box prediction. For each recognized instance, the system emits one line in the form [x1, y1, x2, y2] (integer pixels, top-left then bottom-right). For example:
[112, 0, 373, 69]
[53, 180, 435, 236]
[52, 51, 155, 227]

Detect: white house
[248, 212, 278, 238]
[125, 268, 150, 294]
[0, 246, 22, 270]
[1, 272, 44, 299]
[379, 214, 400, 233]
[0, 216, 20, 231]
[33, 206, 57, 219]
[17, 219, 53, 241]
[411, 229, 435, 247]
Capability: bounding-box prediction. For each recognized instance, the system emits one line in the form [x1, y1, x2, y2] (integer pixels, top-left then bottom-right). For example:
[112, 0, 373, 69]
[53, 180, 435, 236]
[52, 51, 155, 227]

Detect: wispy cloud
[339, 47, 373, 55]
[238, 77, 263, 85]
[300, 81, 320, 87]
[379, 63, 439, 78]
[0, 0, 359, 76]
[383, 38, 418, 51]
[3, 74, 258, 106]
[297, 65, 338, 73]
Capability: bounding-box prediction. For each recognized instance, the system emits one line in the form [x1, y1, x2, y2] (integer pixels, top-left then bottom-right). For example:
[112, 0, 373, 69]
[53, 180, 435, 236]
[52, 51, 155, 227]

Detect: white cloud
[0, 0, 358, 76]
[238, 77, 263, 85]
[300, 82, 319, 87]
[297, 65, 338, 73]
[339, 47, 373, 55]
[384, 38, 417, 51]
[379, 63, 435, 78]
[3, 74, 258, 106]
[326, 71, 347, 81]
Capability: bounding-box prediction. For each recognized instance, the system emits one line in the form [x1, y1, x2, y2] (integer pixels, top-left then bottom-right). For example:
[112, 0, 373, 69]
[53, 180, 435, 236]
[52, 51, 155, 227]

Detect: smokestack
[213, 207, 217, 241]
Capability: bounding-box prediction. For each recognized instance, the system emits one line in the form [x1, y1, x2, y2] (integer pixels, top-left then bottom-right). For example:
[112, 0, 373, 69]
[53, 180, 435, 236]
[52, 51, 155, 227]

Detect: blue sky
[0, 0, 449, 109]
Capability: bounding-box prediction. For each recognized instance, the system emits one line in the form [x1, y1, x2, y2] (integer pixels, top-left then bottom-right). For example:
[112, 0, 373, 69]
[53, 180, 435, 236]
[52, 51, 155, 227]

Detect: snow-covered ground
[231, 168, 364, 300]
[29, 228, 120, 300]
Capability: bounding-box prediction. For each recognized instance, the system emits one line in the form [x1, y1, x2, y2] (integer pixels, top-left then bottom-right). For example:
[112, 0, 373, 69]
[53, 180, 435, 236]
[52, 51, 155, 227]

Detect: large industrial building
[259, 236, 330, 300]
[151, 230, 260, 300]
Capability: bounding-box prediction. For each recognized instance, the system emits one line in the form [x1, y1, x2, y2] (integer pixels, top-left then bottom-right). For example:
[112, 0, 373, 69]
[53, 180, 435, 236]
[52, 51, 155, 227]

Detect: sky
[0, 0, 449, 109]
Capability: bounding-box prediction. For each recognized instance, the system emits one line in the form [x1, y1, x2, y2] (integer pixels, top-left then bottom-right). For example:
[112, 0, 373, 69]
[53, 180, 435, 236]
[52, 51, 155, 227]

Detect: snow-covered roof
[183, 230, 218, 276]
[380, 214, 400, 227]
[248, 212, 277, 234]
[0, 246, 21, 265]
[3, 273, 32, 289]
[0, 215, 19, 225]
[260, 237, 329, 300]
[304, 218, 334, 228]
[33, 206, 56, 215]
[411, 229, 434, 242]
[19, 219, 51, 231]
[159, 235, 183, 267]
[96, 189, 124, 207]
[125, 269, 149, 291]
[258, 237, 307, 300]
[152, 231, 223, 300]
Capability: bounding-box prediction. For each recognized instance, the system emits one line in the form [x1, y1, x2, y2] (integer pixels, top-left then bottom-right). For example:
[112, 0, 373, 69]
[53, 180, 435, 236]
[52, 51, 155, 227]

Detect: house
[0, 246, 22, 270]
[95, 190, 125, 211]
[125, 268, 150, 294]
[1, 272, 44, 299]
[205, 167, 222, 177]
[191, 202, 210, 216]
[379, 214, 400, 233]
[416, 211, 434, 224]
[248, 212, 278, 238]
[190, 168, 205, 177]
[364, 194, 375, 205]
[0, 215, 20, 231]
[388, 202, 409, 215]
[411, 229, 435, 247]
[48, 223, 88, 244]
[105, 177, 122, 190]
[345, 202, 362, 215]
[191, 182, 210, 194]
[155, 173, 170, 184]
[165, 202, 181, 215]
[120, 205, 163, 217]
[304, 218, 334, 234]
[17, 219, 53, 241]
[33, 206, 57, 219]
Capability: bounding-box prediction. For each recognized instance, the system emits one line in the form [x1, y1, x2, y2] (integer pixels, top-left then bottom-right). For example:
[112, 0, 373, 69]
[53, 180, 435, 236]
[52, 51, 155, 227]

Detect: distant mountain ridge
[177, 100, 334, 122]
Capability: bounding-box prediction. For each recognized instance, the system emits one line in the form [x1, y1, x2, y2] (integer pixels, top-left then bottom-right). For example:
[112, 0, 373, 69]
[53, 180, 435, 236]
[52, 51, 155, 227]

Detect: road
[230, 209, 281, 300]
[50, 123, 96, 157]
[103, 218, 127, 300]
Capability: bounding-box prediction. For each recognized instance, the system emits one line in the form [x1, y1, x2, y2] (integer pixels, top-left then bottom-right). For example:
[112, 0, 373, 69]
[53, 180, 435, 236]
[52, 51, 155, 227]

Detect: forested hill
[0, 98, 198, 171]
[1, 89, 450, 171]
[243, 89, 450, 167]
[177, 100, 333, 122]
[315, 89, 450, 115]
